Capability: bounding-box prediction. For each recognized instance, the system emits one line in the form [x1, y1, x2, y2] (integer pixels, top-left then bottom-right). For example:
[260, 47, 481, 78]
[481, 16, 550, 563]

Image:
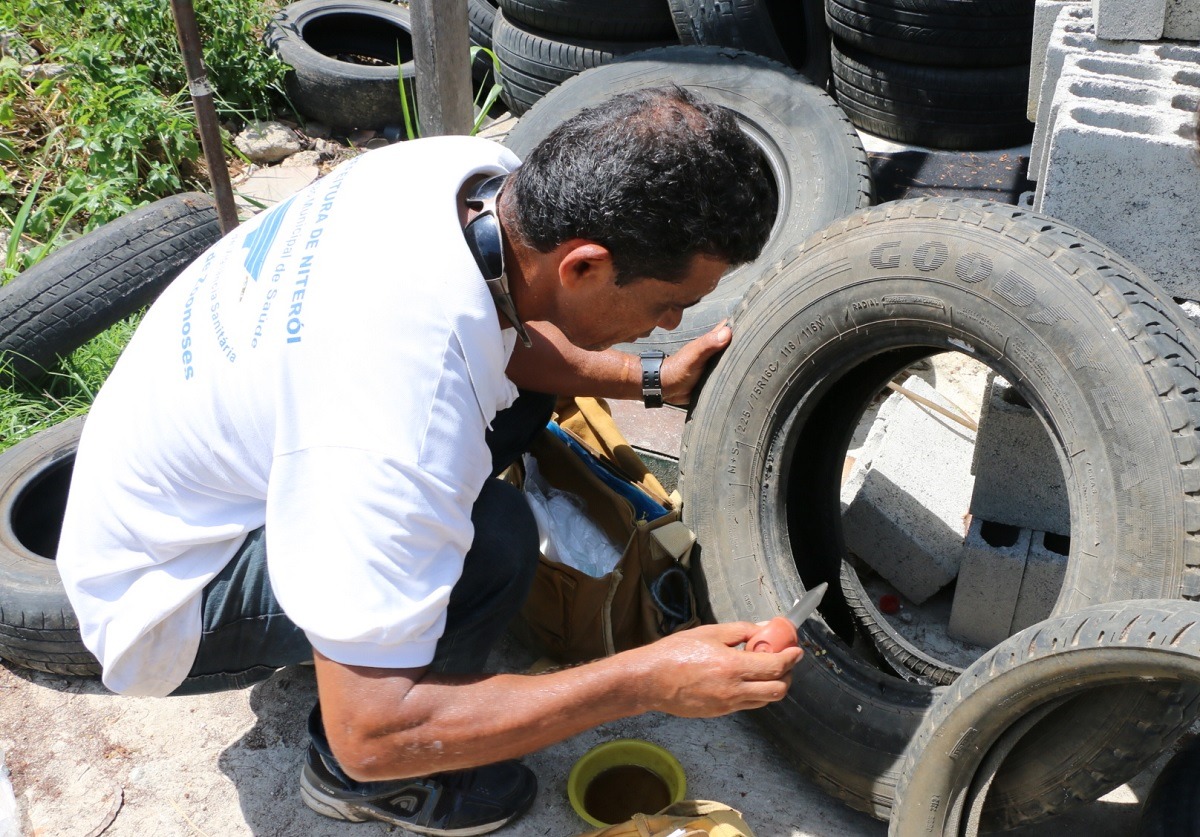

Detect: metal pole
[410, 0, 473, 136]
[169, 0, 239, 234]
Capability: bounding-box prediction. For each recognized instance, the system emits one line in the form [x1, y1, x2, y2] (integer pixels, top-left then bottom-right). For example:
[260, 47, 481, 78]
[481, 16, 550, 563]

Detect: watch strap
[640, 350, 666, 408]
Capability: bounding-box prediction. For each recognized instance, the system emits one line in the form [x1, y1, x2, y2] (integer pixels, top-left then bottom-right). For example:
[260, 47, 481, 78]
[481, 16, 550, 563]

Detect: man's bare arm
[314, 622, 799, 782]
[505, 321, 731, 405]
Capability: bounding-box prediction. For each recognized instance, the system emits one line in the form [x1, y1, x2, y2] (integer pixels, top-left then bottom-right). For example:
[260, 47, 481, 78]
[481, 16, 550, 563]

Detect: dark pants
[169, 389, 554, 702]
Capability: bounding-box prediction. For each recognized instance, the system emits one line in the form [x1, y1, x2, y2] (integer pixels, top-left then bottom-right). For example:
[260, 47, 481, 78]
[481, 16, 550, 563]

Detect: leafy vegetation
[0, 0, 286, 450]
[0, 1, 506, 452]
[0, 315, 139, 452]
[0, 0, 287, 279]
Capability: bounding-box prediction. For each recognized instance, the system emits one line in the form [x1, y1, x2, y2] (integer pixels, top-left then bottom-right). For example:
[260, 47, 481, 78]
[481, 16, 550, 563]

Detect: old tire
[265, 0, 418, 130]
[503, 46, 872, 355]
[0, 193, 219, 384]
[679, 198, 1200, 819]
[469, 0, 499, 50]
[0, 417, 98, 677]
[824, 0, 1034, 67]
[1138, 734, 1200, 837]
[830, 38, 1032, 149]
[497, 0, 675, 40]
[493, 9, 674, 115]
[891, 602, 1200, 834]
[669, 0, 832, 86]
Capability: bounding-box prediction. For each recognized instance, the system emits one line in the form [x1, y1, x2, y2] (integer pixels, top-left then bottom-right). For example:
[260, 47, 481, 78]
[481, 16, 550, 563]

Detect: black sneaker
[299, 743, 537, 835]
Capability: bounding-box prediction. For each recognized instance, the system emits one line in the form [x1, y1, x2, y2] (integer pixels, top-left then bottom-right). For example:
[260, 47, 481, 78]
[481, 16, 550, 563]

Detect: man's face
[559, 254, 728, 351]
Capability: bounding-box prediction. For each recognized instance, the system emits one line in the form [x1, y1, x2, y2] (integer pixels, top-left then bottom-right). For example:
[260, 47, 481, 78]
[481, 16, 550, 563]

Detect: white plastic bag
[523, 454, 622, 577]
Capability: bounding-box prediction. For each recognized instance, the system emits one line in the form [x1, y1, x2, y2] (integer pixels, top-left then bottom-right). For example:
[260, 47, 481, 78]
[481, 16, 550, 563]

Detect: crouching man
[57, 86, 796, 833]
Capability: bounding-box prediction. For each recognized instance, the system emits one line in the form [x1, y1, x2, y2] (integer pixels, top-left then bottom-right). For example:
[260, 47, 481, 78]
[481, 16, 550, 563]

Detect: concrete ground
[0, 126, 1190, 836]
[0, 631, 1171, 837]
[2, 401, 1185, 837]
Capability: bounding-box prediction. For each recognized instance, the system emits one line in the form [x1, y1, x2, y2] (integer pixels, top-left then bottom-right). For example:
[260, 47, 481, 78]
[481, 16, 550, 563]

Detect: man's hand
[661, 322, 732, 406]
[313, 618, 798, 781]
[623, 621, 802, 718]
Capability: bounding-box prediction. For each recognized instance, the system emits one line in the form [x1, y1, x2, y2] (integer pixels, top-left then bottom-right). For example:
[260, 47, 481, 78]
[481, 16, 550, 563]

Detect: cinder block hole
[1173, 93, 1200, 115]
[1043, 532, 1071, 555]
[1071, 106, 1155, 134]
[1077, 57, 1159, 81]
[1160, 44, 1200, 63]
[980, 520, 1021, 548]
[1070, 79, 1154, 107]
[997, 380, 1031, 408]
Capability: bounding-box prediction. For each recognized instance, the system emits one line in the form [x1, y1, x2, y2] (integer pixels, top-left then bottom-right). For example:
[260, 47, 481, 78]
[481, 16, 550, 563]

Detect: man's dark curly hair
[504, 86, 777, 285]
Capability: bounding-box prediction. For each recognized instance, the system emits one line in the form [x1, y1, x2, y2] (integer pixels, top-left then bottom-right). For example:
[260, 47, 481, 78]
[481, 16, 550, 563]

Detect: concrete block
[840, 377, 976, 604]
[949, 519, 1033, 648]
[969, 375, 1070, 536]
[1036, 94, 1200, 298]
[1093, 0, 1165, 41]
[1031, 1, 1086, 120]
[1166, 0, 1200, 39]
[1011, 530, 1070, 633]
[1032, 49, 1200, 181]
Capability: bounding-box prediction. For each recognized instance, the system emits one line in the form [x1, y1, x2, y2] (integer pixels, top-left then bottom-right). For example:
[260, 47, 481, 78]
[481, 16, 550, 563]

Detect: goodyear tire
[679, 198, 1200, 819]
[503, 46, 872, 355]
[891, 601, 1200, 834]
[0, 193, 219, 384]
[0, 417, 99, 677]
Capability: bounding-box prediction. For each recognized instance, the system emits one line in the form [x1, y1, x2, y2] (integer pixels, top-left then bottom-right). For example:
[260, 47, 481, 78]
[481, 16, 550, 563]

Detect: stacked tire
[666, 0, 833, 88]
[490, 0, 679, 115]
[827, 0, 1037, 149]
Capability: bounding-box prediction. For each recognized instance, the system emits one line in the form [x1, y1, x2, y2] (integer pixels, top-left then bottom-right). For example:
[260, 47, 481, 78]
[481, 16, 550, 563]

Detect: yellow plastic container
[567, 738, 687, 828]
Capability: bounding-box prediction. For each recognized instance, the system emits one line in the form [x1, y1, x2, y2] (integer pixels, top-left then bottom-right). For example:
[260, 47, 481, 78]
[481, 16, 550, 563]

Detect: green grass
[0, 0, 288, 279]
[0, 315, 139, 452]
[0, 0, 287, 449]
[0, 2, 504, 452]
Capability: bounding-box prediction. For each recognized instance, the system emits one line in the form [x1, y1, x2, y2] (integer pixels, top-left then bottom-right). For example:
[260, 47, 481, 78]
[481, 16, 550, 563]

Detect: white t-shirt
[57, 136, 523, 697]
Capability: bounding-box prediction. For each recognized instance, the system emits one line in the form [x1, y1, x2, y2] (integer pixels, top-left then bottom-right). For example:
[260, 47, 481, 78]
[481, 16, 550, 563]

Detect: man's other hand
[661, 322, 732, 406]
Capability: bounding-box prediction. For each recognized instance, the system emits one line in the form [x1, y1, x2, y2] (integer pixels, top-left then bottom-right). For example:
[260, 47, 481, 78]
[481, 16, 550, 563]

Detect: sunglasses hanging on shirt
[464, 174, 532, 348]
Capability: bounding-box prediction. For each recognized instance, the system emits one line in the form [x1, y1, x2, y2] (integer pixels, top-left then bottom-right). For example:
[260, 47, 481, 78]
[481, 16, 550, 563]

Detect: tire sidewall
[682, 201, 1189, 815]
[0, 417, 84, 613]
[267, 0, 416, 129]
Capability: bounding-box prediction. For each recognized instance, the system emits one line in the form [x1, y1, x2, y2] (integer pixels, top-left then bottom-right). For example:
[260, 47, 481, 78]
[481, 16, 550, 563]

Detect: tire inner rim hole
[835, 351, 1073, 677]
[12, 457, 74, 560]
[302, 14, 414, 66]
[732, 119, 784, 246]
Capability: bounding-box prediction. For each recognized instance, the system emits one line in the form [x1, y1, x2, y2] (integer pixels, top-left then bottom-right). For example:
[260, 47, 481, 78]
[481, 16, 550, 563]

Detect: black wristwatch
[640, 350, 666, 408]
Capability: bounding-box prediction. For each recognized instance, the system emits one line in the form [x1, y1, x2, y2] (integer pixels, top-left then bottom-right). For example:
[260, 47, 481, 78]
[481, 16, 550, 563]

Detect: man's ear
[557, 241, 615, 289]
